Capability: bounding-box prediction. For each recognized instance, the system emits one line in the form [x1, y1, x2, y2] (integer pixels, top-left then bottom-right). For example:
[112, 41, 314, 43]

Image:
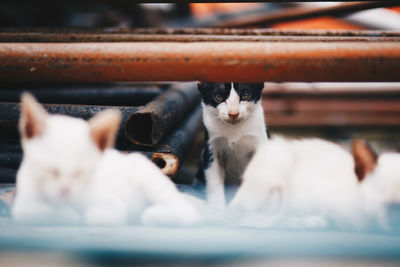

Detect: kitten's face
[198, 83, 264, 124]
[25, 116, 101, 204]
[19, 93, 121, 205]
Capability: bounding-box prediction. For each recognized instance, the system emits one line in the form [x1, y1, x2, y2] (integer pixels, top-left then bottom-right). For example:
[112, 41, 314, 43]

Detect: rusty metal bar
[263, 83, 400, 127]
[2, 28, 400, 37]
[265, 112, 400, 127]
[263, 82, 400, 95]
[0, 83, 200, 146]
[207, 1, 400, 27]
[0, 85, 161, 106]
[150, 106, 202, 177]
[126, 82, 200, 146]
[1, 42, 400, 82]
[1, 33, 399, 43]
[0, 102, 139, 141]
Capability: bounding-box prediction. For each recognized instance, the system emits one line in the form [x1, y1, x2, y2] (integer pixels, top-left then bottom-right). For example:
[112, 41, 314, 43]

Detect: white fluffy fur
[12, 94, 202, 226]
[229, 137, 400, 230]
[202, 84, 267, 209]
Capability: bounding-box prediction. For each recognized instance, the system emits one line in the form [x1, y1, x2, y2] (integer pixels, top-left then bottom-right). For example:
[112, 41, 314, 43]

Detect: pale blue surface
[1, 217, 400, 261]
[1, 184, 400, 264]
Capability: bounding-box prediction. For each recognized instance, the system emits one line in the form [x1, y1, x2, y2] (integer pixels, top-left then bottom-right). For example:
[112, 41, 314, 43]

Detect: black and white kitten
[197, 82, 268, 209]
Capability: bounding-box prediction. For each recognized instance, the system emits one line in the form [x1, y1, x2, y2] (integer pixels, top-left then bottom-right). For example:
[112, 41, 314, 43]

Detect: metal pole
[1, 42, 400, 82]
[0, 86, 161, 106]
[150, 106, 202, 177]
[1, 32, 400, 42]
[0, 102, 139, 142]
[126, 82, 200, 146]
[207, 1, 399, 27]
[2, 28, 400, 37]
[263, 83, 400, 127]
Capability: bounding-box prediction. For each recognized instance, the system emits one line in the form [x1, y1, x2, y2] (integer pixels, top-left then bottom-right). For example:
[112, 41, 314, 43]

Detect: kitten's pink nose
[228, 112, 239, 120]
[60, 187, 70, 197]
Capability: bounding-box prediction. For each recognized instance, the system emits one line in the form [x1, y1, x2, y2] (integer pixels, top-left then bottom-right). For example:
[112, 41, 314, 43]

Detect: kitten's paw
[303, 216, 328, 229]
[85, 207, 126, 226]
[141, 205, 201, 227]
[12, 203, 51, 225]
[56, 208, 81, 225]
[286, 215, 327, 230]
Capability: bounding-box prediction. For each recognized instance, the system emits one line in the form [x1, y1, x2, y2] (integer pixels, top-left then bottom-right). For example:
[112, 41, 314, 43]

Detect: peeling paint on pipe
[1, 42, 400, 82]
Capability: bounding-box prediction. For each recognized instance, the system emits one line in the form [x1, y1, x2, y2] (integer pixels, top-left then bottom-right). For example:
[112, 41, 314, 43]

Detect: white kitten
[197, 83, 268, 210]
[229, 137, 400, 230]
[12, 93, 202, 226]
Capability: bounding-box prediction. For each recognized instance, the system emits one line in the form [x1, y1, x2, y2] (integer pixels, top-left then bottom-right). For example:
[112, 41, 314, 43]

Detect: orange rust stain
[271, 16, 364, 30]
[190, 3, 263, 19]
[152, 152, 178, 176]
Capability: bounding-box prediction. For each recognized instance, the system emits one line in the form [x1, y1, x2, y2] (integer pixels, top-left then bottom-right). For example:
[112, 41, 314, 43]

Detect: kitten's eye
[214, 94, 224, 103]
[241, 92, 251, 101]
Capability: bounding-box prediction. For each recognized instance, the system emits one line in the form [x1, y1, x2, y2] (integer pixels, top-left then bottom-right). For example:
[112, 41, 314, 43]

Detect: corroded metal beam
[126, 82, 200, 146]
[1, 42, 400, 82]
[208, 1, 400, 27]
[150, 106, 202, 177]
[263, 83, 400, 127]
[0, 85, 161, 106]
[2, 31, 400, 42]
[2, 28, 400, 37]
[0, 102, 139, 141]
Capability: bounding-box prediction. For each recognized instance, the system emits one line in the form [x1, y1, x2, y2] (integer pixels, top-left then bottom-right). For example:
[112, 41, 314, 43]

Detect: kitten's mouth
[224, 118, 242, 124]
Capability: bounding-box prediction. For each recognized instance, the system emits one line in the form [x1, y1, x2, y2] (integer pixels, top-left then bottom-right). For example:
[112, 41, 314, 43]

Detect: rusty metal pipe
[1, 33, 400, 43]
[0, 86, 161, 106]
[263, 83, 400, 127]
[263, 82, 400, 95]
[1, 42, 400, 82]
[126, 82, 200, 146]
[208, 1, 399, 27]
[150, 106, 202, 177]
[2, 28, 400, 37]
[265, 112, 400, 127]
[0, 102, 139, 141]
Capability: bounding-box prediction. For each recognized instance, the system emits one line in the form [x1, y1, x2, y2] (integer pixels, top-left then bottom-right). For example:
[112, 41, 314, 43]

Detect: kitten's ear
[89, 109, 121, 152]
[253, 82, 265, 92]
[19, 93, 48, 140]
[352, 139, 378, 182]
[197, 82, 208, 92]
